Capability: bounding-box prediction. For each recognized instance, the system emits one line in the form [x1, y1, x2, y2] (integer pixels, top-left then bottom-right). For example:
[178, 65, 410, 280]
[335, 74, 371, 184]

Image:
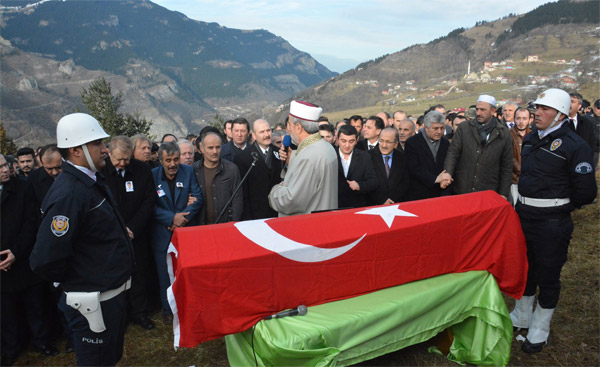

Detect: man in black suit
[1, 154, 58, 365]
[369, 128, 410, 205]
[356, 116, 384, 151]
[405, 110, 451, 201]
[26, 144, 71, 351]
[336, 124, 378, 209]
[28, 144, 62, 209]
[568, 93, 599, 165]
[101, 136, 157, 330]
[235, 119, 282, 219]
[221, 117, 250, 162]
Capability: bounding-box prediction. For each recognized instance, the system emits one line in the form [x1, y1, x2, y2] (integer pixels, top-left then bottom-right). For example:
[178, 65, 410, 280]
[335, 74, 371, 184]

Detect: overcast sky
[154, 0, 551, 72]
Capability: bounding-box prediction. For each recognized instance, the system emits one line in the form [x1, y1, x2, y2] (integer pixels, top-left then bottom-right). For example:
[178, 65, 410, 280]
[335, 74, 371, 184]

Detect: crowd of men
[1, 90, 598, 365]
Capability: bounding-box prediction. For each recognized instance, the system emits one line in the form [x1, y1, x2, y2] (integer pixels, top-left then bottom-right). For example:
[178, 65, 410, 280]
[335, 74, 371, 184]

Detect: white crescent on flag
[234, 219, 366, 263]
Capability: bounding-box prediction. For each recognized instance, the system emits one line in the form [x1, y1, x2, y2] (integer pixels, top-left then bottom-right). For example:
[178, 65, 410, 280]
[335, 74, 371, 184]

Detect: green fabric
[225, 271, 512, 367]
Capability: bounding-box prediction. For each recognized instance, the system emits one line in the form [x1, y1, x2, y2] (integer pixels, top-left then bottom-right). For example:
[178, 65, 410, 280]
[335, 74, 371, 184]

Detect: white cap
[477, 95, 497, 108]
[289, 100, 322, 122]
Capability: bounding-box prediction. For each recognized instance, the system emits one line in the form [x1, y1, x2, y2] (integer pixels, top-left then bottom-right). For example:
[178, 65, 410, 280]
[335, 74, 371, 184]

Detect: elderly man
[442, 95, 513, 198]
[509, 107, 532, 205]
[369, 127, 409, 205]
[502, 102, 518, 128]
[235, 119, 282, 219]
[194, 132, 242, 224]
[151, 142, 202, 323]
[398, 119, 416, 150]
[357, 116, 384, 151]
[221, 117, 250, 162]
[405, 111, 451, 200]
[512, 88, 596, 354]
[177, 139, 195, 165]
[131, 134, 158, 168]
[101, 136, 157, 330]
[336, 125, 378, 209]
[269, 101, 338, 216]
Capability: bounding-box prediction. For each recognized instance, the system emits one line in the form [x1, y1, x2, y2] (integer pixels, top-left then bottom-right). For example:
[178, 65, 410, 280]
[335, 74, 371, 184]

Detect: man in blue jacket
[151, 142, 203, 324]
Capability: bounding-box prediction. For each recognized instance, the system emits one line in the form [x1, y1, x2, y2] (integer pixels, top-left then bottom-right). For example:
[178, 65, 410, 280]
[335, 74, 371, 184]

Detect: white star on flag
[355, 205, 417, 228]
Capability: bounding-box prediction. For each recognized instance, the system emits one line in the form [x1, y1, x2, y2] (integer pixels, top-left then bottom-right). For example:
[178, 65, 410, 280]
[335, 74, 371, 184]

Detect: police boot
[510, 295, 535, 331]
[522, 303, 555, 354]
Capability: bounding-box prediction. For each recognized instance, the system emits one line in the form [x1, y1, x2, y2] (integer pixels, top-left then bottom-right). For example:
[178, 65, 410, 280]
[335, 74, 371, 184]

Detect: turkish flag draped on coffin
[167, 190, 527, 347]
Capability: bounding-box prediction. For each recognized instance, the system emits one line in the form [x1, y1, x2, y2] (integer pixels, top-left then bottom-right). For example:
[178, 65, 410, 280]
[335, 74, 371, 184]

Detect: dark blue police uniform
[516, 121, 596, 308]
[30, 162, 135, 366]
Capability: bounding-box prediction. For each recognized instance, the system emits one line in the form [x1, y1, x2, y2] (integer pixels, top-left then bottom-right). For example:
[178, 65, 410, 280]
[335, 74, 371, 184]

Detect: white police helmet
[56, 113, 109, 149]
[533, 88, 571, 116]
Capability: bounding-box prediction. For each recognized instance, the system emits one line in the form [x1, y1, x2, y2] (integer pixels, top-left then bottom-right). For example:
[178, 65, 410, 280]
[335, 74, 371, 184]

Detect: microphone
[250, 151, 259, 162]
[264, 305, 307, 320]
[282, 135, 292, 149]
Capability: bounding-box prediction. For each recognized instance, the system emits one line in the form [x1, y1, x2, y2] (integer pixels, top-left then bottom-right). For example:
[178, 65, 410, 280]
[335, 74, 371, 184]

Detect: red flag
[168, 191, 527, 347]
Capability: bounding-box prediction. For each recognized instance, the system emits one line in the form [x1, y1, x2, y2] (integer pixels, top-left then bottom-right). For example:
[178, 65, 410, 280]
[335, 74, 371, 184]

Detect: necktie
[369, 145, 374, 151]
[117, 169, 124, 178]
[509, 122, 514, 128]
[569, 119, 576, 132]
[384, 156, 391, 178]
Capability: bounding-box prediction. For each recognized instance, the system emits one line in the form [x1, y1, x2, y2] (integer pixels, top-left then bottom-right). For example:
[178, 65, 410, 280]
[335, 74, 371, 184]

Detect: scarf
[475, 119, 496, 146]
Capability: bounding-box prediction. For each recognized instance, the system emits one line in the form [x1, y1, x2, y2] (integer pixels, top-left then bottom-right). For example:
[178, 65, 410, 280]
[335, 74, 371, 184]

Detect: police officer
[511, 89, 596, 354]
[30, 113, 135, 366]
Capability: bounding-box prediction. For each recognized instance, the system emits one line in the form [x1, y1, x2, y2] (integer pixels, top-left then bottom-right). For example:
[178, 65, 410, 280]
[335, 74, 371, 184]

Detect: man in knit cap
[269, 101, 338, 216]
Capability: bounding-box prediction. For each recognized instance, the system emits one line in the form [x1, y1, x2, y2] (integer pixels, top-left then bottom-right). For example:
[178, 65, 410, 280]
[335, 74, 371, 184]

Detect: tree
[207, 113, 225, 132]
[80, 77, 152, 137]
[0, 122, 17, 155]
[122, 112, 153, 138]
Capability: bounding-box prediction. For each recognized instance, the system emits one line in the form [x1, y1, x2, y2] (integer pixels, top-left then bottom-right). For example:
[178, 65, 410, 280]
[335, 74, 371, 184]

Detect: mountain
[0, 0, 335, 145]
[258, 0, 599, 124]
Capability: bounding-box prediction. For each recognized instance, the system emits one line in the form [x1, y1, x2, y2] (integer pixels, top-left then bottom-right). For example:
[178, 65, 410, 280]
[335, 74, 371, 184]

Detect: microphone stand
[215, 153, 258, 223]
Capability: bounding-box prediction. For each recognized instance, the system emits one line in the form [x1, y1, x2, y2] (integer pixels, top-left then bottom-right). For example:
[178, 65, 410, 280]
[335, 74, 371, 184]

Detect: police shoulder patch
[575, 162, 593, 175]
[550, 139, 562, 151]
[51, 215, 69, 237]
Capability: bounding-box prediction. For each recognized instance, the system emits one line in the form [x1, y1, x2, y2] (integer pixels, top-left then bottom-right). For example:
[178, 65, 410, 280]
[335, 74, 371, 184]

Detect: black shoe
[133, 315, 155, 330]
[34, 344, 59, 357]
[65, 338, 74, 353]
[522, 338, 546, 354]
